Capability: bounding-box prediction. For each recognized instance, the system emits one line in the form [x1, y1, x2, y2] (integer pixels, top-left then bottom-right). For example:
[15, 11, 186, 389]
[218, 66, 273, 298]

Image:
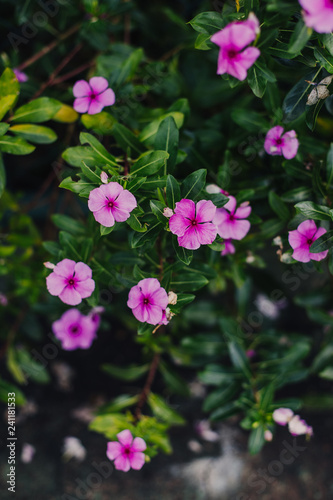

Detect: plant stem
[134, 352, 160, 421]
[51, 60, 95, 86]
[17, 23, 81, 71]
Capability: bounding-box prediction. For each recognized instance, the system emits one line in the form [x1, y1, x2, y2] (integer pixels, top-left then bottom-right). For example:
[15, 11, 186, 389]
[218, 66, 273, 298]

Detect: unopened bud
[168, 291, 177, 305]
[44, 262, 55, 269]
[163, 207, 174, 218]
[100, 172, 108, 184]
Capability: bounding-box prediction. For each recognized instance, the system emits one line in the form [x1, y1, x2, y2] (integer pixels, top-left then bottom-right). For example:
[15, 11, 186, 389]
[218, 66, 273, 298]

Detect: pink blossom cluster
[211, 13, 260, 81]
[107, 430, 147, 472]
[272, 408, 313, 437]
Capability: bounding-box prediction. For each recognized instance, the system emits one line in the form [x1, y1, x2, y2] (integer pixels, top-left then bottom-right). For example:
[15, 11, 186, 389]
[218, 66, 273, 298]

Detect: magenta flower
[52, 309, 98, 350]
[264, 126, 299, 160]
[221, 239, 235, 256]
[213, 196, 251, 241]
[299, 0, 333, 33]
[107, 430, 146, 472]
[127, 278, 168, 325]
[211, 14, 260, 81]
[88, 182, 137, 227]
[46, 259, 95, 306]
[13, 68, 28, 82]
[288, 220, 328, 263]
[73, 77, 115, 115]
[272, 408, 294, 426]
[169, 199, 217, 250]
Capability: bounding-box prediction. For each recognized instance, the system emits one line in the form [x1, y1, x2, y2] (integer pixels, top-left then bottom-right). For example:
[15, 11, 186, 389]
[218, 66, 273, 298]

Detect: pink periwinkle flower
[264, 126, 299, 160]
[46, 259, 95, 306]
[299, 0, 333, 33]
[73, 77, 115, 115]
[288, 220, 328, 263]
[88, 182, 137, 227]
[221, 239, 236, 256]
[13, 68, 28, 82]
[211, 13, 260, 81]
[107, 430, 146, 472]
[288, 415, 313, 437]
[213, 196, 251, 241]
[272, 408, 294, 426]
[169, 199, 217, 250]
[52, 309, 98, 350]
[264, 430, 273, 442]
[127, 278, 168, 325]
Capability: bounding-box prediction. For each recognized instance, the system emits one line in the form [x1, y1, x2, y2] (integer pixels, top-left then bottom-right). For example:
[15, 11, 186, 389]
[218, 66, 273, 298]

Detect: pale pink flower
[264, 430, 273, 442]
[264, 126, 299, 159]
[169, 199, 217, 250]
[100, 172, 108, 184]
[288, 220, 328, 263]
[127, 278, 168, 325]
[272, 408, 294, 426]
[88, 182, 137, 227]
[63, 437, 87, 461]
[163, 207, 174, 218]
[20, 443, 35, 464]
[211, 14, 260, 81]
[221, 239, 236, 256]
[73, 77, 115, 115]
[299, 0, 333, 33]
[288, 415, 313, 437]
[13, 68, 28, 82]
[213, 196, 251, 240]
[107, 430, 146, 472]
[46, 259, 95, 306]
[52, 309, 98, 350]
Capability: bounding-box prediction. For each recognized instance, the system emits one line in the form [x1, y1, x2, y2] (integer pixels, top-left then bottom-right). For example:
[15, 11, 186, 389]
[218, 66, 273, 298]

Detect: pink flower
[73, 77, 115, 115]
[288, 220, 328, 263]
[46, 259, 95, 306]
[88, 182, 137, 227]
[221, 239, 235, 256]
[211, 14, 260, 81]
[127, 278, 169, 325]
[245, 349, 256, 359]
[264, 430, 273, 442]
[169, 199, 217, 250]
[213, 196, 251, 240]
[107, 430, 146, 472]
[264, 126, 299, 160]
[299, 0, 333, 33]
[272, 408, 294, 426]
[288, 415, 313, 437]
[52, 309, 98, 350]
[13, 68, 28, 82]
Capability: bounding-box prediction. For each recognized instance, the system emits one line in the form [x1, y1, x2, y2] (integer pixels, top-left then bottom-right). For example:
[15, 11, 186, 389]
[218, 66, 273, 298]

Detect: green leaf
[269, 191, 290, 220]
[181, 168, 206, 200]
[59, 231, 83, 261]
[101, 363, 149, 381]
[139, 112, 184, 145]
[203, 382, 239, 412]
[154, 116, 179, 172]
[11, 97, 62, 123]
[310, 229, 333, 253]
[170, 273, 208, 292]
[52, 214, 86, 235]
[231, 109, 269, 132]
[166, 175, 181, 209]
[228, 342, 252, 379]
[80, 132, 118, 167]
[0, 378, 26, 406]
[100, 224, 114, 236]
[112, 123, 145, 155]
[189, 11, 224, 35]
[306, 97, 325, 131]
[90, 413, 134, 440]
[248, 425, 265, 455]
[311, 344, 333, 373]
[147, 393, 185, 425]
[98, 394, 139, 414]
[62, 146, 107, 168]
[327, 143, 333, 185]
[210, 401, 241, 421]
[195, 33, 211, 50]
[315, 47, 333, 74]
[0, 153, 5, 198]
[172, 236, 193, 265]
[0, 95, 17, 121]
[159, 361, 190, 396]
[288, 18, 311, 54]
[9, 124, 57, 144]
[59, 176, 94, 197]
[150, 200, 167, 223]
[0, 67, 19, 98]
[282, 69, 321, 122]
[132, 150, 169, 176]
[0, 124, 9, 136]
[81, 111, 117, 135]
[80, 161, 102, 183]
[126, 210, 148, 232]
[116, 48, 144, 85]
[295, 201, 331, 221]
[0, 136, 35, 155]
[131, 222, 163, 248]
[247, 65, 267, 98]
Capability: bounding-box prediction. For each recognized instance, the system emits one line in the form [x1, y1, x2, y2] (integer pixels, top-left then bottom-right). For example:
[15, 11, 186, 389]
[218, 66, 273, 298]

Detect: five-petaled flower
[73, 77, 115, 115]
[213, 196, 251, 241]
[264, 126, 299, 160]
[107, 430, 147, 472]
[52, 309, 99, 350]
[299, 0, 333, 33]
[46, 259, 95, 306]
[288, 220, 328, 263]
[13, 68, 28, 82]
[88, 182, 137, 227]
[211, 13, 260, 81]
[221, 239, 236, 256]
[169, 199, 217, 250]
[127, 278, 169, 325]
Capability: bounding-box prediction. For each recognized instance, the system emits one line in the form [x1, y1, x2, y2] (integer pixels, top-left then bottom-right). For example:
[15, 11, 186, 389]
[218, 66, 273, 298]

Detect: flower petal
[98, 88, 116, 107]
[169, 214, 191, 237]
[107, 441, 122, 460]
[235, 205, 251, 219]
[46, 273, 67, 296]
[178, 227, 200, 250]
[196, 222, 217, 245]
[73, 80, 91, 98]
[174, 199, 196, 219]
[132, 437, 147, 452]
[74, 262, 92, 281]
[73, 97, 90, 114]
[54, 259, 76, 277]
[146, 304, 164, 325]
[127, 285, 142, 309]
[297, 220, 317, 238]
[117, 430, 133, 447]
[93, 207, 115, 227]
[87, 99, 105, 115]
[88, 187, 107, 212]
[89, 76, 109, 94]
[281, 130, 299, 159]
[292, 247, 311, 263]
[196, 200, 216, 223]
[223, 196, 237, 214]
[309, 249, 328, 261]
[114, 454, 131, 472]
[59, 287, 82, 306]
[288, 229, 307, 250]
[150, 287, 169, 309]
[116, 189, 137, 212]
[75, 278, 95, 299]
[137, 278, 162, 296]
[129, 451, 145, 470]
